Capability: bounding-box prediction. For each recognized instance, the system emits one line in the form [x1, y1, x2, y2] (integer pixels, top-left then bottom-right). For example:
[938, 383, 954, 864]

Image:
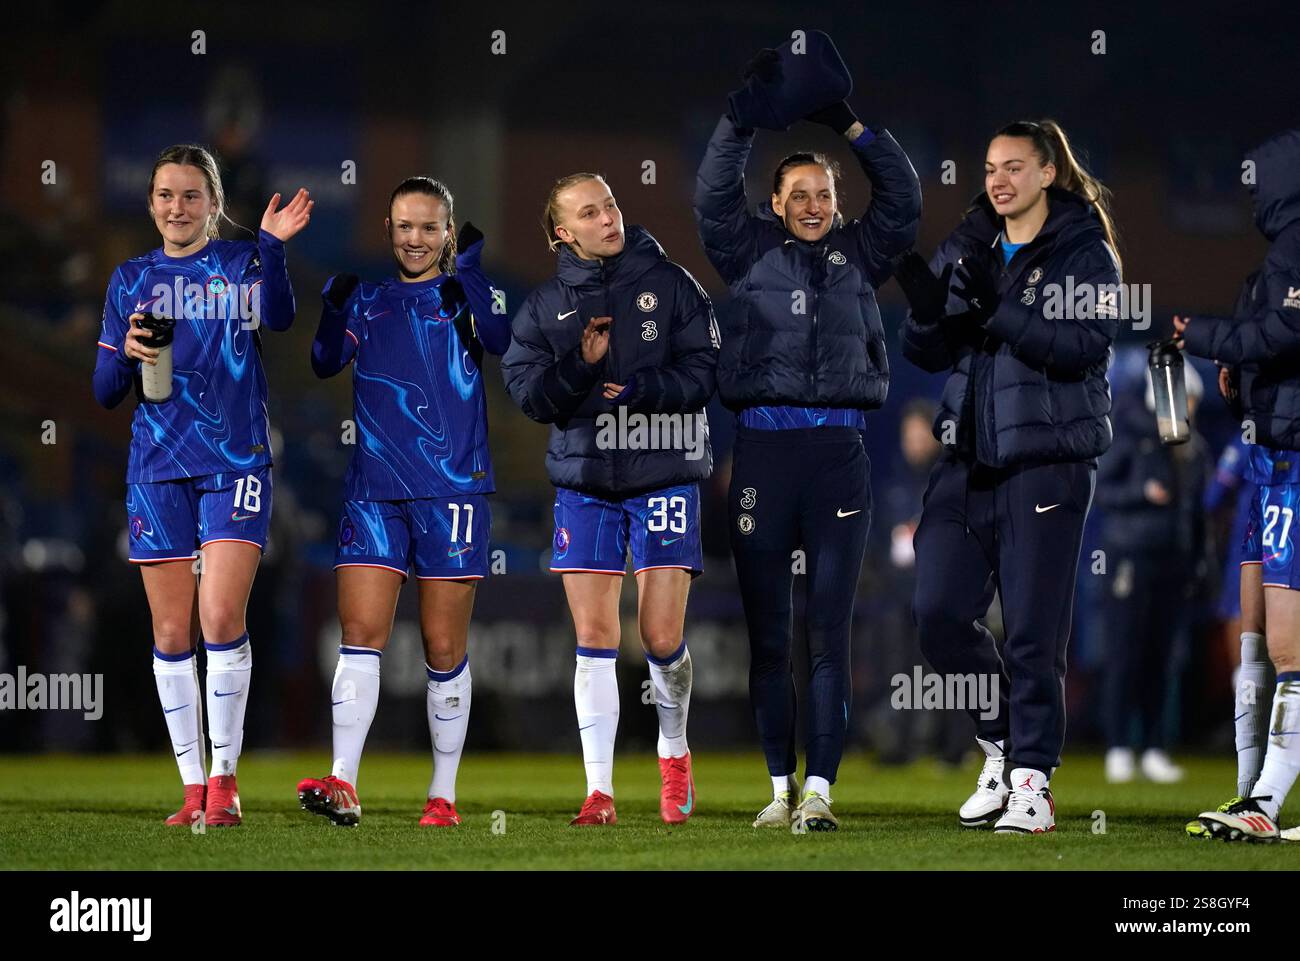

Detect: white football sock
[205, 634, 252, 778]
[805, 775, 831, 799]
[1252, 674, 1300, 821]
[647, 641, 692, 759]
[1236, 632, 1274, 797]
[575, 647, 619, 796]
[331, 646, 382, 788]
[153, 647, 206, 786]
[426, 657, 472, 803]
[772, 775, 794, 799]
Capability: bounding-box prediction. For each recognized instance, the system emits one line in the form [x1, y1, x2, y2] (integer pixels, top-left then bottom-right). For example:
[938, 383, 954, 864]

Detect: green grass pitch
[2, 752, 1298, 870]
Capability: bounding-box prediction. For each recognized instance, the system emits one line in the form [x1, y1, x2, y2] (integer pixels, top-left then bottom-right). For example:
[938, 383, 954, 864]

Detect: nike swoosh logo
[836, 509, 861, 518]
[332, 699, 353, 706]
[557, 309, 577, 320]
[434, 714, 462, 721]
[222, 806, 239, 816]
[231, 512, 256, 521]
[1035, 503, 1061, 513]
[163, 704, 190, 714]
[175, 748, 192, 757]
[214, 690, 241, 698]
[1235, 712, 1250, 721]
[678, 781, 694, 816]
[660, 536, 683, 545]
[214, 743, 230, 750]
[447, 546, 471, 557]
[578, 722, 596, 731]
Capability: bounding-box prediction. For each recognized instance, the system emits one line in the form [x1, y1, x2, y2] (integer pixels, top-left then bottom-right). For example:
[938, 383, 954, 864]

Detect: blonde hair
[995, 119, 1121, 275]
[147, 144, 241, 239]
[542, 172, 605, 252]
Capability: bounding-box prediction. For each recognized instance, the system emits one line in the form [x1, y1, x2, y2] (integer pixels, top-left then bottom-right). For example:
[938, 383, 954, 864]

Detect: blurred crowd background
[2, 2, 1297, 775]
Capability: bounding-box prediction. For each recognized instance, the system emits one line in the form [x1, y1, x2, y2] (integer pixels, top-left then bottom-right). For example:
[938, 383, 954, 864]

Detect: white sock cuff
[576, 648, 618, 672]
[426, 656, 471, 691]
[153, 648, 196, 675]
[339, 645, 383, 677]
[206, 634, 252, 671]
[645, 638, 687, 669]
[1241, 632, 1267, 663]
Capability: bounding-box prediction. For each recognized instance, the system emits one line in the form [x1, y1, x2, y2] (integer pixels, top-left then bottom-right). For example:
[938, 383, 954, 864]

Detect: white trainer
[959, 738, 1008, 828]
[994, 768, 1056, 834]
[1104, 747, 1135, 783]
[792, 791, 838, 833]
[753, 793, 795, 828]
[1140, 749, 1184, 784]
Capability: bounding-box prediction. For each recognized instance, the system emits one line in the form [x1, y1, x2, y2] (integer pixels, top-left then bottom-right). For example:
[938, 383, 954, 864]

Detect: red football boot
[570, 790, 617, 826]
[164, 784, 207, 827]
[658, 753, 695, 825]
[297, 774, 361, 827]
[419, 796, 461, 827]
[205, 774, 242, 827]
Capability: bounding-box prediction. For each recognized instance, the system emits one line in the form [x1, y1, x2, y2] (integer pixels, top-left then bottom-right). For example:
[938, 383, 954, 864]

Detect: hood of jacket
[1248, 129, 1300, 242]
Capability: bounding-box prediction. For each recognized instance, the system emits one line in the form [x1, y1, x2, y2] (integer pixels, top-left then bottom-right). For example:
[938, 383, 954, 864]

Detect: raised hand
[894, 251, 954, 323]
[261, 188, 314, 242]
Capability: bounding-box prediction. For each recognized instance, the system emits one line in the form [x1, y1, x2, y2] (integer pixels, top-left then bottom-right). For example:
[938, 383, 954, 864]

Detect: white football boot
[1198, 796, 1280, 842]
[1139, 748, 1184, 784]
[753, 776, 800, 828]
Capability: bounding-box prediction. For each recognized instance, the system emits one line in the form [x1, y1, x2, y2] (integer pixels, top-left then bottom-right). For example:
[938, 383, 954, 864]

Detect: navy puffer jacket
[502, 226, 719, 498]
[693, 115, 921, 411]
[902, 187, 1121, 467]
[1183, 130, 1300, 449]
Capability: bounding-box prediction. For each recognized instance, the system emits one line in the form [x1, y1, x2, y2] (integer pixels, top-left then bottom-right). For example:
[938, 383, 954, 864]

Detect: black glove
[805, 100, 859, 135]
[742, 47, 782, 83]
[457, 221, 483, 251]
[953, 249, 1001, 322]
[893, 251, 954, 324]
[324, 273, 360, 311]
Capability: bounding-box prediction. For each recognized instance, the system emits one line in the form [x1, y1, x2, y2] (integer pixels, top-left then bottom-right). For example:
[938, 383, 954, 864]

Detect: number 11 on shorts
[448, 502, 474, 543]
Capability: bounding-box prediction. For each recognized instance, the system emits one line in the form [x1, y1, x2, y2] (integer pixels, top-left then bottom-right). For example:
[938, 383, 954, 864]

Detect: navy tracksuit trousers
[912, 455, 1095, 777]
[729, 427, 870, 783]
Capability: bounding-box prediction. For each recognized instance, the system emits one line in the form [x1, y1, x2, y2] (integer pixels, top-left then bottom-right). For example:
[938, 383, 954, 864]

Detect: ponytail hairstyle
[389, 176, 457, 274]
[542, 172, 605, 252]
[771, 152, 845, 227]
[147, 144, 245, 239]
[995, 119, 1121, 274]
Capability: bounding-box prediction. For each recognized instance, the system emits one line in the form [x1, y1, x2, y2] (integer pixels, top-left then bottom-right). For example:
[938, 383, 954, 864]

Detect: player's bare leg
[142, 560, 206, 825]
[637, 567, 695, 824]
[299, 566, 399, 826]
[563, 572, 622, 824]
[1189, 562, 1267, 836]
[1202, 583, 1300, 841]
[195, 541, 261, 826]
[418, 578, 476, 826]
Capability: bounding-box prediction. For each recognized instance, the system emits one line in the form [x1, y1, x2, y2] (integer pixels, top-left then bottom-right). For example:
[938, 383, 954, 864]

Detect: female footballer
[93, 144, 311, 827]
[502, 173, 718, 826]
[897, 120, 1121, 833]
[694, 56, 921, 832]
[1181, 129, 1300, 841]
[296, 177, 508, 828]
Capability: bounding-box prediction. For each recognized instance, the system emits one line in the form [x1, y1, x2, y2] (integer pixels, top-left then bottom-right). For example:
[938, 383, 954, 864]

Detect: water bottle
[1147, 338, 1189, 445]
[138, 315, 176, 403]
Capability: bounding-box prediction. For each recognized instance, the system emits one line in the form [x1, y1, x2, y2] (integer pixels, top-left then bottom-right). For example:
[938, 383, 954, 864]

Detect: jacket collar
[555, 224, 666, 288]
